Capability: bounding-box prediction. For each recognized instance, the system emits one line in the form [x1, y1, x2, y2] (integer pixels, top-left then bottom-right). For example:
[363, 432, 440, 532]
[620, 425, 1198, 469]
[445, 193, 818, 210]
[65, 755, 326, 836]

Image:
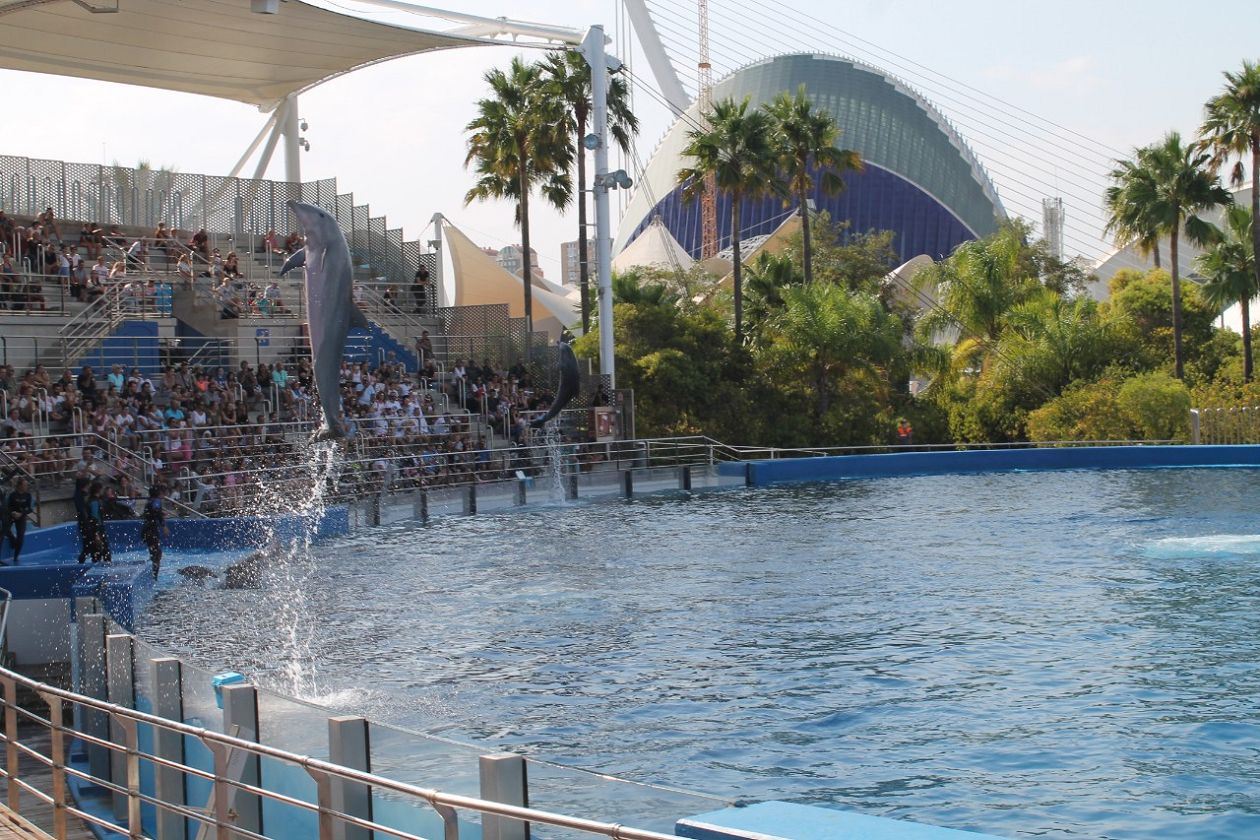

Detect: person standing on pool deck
[85, 481, 111, 564]
[141, 485, 169, 578]
[1, 478, 35, 565]
[73, 470, 92, 563]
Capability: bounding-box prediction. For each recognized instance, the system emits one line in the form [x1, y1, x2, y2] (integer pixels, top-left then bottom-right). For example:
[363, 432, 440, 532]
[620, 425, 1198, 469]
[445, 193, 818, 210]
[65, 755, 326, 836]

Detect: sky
[2, 0, 1258, 279]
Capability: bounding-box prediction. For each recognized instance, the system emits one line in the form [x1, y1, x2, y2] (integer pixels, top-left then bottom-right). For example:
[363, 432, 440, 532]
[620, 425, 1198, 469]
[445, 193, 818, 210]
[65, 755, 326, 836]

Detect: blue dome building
[614, 53, 1005, 264]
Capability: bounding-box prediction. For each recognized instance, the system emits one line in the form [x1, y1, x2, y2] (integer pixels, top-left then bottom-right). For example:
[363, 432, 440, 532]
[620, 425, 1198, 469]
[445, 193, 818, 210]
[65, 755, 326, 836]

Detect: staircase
[345, 323, 416, 370]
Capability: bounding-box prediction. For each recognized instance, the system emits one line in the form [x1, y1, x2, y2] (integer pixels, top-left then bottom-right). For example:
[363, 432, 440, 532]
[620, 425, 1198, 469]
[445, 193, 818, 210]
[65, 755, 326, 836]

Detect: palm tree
[1196, 205, 1257, 380]
[1199, 60, 1260, 354]
[465, 57, 573, 341]
[771, 282, 902, 420]
[677, 96, 781, 344]
[1104, 132, 1230, 378]
[1104, 161, 1164, 269]
[541, 51, 639, 334]
[764, 85, 862, 285]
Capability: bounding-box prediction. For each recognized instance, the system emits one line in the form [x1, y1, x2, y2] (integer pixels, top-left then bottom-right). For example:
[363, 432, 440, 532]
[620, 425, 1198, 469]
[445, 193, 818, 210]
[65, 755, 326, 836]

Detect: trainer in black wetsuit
[85, 481, 111, 564]
[2, 478, 35, 565]
[141, 486, 168, 578]
[73, 472, 91, 564]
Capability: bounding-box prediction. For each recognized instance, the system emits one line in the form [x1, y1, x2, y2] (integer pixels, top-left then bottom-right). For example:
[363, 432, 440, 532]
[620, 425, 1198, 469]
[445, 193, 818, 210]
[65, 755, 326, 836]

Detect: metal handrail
[0, 587, 10, 663]
[0, 662, 677, 840]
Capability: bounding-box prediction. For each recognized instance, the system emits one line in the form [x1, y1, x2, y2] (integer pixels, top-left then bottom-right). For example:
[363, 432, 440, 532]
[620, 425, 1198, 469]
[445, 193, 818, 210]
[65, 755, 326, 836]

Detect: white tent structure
[612, 217, 694, 274]
[443, 221, 580, 338]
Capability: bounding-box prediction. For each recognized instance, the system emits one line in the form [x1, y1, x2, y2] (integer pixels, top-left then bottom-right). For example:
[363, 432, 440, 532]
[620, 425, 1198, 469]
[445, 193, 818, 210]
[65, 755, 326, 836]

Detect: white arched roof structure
[0, 0, 507, 110]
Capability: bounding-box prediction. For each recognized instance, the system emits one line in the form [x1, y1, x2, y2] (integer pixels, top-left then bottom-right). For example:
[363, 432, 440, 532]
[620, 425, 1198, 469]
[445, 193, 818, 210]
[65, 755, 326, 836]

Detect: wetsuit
[2, 488, 33, 565]
[142, 496, 165, 577]
[73, 476, 90, 564]
[86, 497, 111, 564]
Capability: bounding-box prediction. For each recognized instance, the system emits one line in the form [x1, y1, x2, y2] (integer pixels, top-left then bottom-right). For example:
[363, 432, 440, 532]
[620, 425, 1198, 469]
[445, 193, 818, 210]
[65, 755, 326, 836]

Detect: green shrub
[1117, 372, 1191, 441]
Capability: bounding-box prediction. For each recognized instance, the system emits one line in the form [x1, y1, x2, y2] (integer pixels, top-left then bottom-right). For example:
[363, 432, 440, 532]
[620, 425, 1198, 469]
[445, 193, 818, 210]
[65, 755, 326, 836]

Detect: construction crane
[698, 0, 718, 259]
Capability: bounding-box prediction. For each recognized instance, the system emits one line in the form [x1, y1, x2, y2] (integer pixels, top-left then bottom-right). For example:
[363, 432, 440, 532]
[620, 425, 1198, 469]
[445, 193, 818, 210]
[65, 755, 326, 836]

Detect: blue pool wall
[1, 507, 349, 631]
[719, 444, 1260, 486]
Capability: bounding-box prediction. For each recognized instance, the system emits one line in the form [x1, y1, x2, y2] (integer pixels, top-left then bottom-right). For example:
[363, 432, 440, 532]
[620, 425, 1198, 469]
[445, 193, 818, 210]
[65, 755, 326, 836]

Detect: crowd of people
[0, 207, 310, 316]
[0, 344, 574, 526]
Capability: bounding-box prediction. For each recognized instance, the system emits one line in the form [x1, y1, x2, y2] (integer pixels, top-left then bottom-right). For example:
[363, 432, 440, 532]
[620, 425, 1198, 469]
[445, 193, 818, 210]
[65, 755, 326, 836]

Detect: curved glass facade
[616, 53, 1005, 263]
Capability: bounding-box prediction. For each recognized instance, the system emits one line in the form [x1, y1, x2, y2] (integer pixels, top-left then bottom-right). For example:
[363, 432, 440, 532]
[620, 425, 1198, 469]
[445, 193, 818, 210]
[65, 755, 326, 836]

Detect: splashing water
[543, 425, 568, 502]
[250, 439, 343, 696]
[1142, 533, 1260, 559]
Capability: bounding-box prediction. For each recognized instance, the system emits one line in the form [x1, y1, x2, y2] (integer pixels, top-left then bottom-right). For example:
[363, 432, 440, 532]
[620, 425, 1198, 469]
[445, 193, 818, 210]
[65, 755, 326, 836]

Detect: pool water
[137, 468, 1260, 839]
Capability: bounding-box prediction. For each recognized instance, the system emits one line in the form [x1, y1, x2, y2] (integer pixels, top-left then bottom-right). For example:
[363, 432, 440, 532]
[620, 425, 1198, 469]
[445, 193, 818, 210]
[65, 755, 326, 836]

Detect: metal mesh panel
[334, 193, 353, 225]
[350, 205, 370, 268]
[367, 215, 387, 279]
[385, 227, 404, 285]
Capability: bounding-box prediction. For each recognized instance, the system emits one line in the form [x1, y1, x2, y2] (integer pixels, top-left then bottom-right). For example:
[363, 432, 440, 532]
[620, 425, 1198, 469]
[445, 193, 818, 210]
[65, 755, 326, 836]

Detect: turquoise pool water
[137, 468, 1260, 839]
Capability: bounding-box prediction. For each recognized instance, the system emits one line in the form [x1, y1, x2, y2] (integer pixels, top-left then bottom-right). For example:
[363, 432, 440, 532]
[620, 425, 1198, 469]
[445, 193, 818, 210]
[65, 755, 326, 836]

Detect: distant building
[560, 238, 597, 286]
[616, 52, 1007, 263]
[496, 244, 543, 280]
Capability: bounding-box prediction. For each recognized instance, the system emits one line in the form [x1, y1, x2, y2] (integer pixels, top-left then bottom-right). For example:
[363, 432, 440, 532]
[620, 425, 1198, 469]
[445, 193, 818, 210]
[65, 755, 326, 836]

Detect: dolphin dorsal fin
[349, 304, 370, 329]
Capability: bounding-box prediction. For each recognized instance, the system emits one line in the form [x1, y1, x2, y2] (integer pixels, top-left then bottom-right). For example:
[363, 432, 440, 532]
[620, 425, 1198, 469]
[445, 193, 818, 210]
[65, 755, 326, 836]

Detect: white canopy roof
[444, 221, 579, 338]
[612, 217, 694, 275]
[0, 0, 491, 109]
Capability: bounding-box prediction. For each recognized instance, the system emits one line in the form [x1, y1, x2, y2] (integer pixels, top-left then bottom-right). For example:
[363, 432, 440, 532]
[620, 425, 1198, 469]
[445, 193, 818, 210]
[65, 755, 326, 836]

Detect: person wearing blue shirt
[164, 399, 186, 424]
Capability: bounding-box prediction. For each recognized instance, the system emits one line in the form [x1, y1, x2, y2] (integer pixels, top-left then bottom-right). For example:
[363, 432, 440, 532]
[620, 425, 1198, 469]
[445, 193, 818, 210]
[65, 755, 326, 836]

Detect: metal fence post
[479, 754, 528, 840]
[80, 613, 111, 783]
[1190, 409, 1201, 445]
[42, 692, 69, 840]
[106, 633, 135, 822]
[2, 677, 18, 813]
[151, 657, 188, 840]
[327, 716, 371, 840]
[221, 684, 262, 837]
[621, 470, 634, 499]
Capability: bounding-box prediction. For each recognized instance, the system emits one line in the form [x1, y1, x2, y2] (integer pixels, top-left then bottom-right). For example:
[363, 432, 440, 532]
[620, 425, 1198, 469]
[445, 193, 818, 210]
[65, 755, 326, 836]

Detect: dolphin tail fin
[349, 304, 370, 329]
[279, 247, 306, 277]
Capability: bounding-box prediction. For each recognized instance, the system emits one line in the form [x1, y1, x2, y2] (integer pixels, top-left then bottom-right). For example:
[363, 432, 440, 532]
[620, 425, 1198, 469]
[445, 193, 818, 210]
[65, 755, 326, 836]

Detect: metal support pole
[106, 633, 135, 822]
[479, 754, 529, 840]
[151, 657, 188, 840]
[431, 213, 447, 309]
[221, 684, 263, 837]
[415, 490, 430, 524]
[80, 613, 111, 783]
[3, 677, 18, 813]
[621, 470, 634, 499]
[280, 93, 302, 185]
[516, 478, 527, 506]
[679, 465, 692, 491]
[464, 485, 478, 516]
[583, 26, 616, 388]
[328, 716, 372, 840]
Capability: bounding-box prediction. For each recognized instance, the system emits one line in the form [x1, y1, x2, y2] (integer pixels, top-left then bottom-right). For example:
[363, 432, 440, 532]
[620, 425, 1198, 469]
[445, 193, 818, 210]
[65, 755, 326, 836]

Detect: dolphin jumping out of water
[531, 341, 580, 428]
[280, 201, 370, 439]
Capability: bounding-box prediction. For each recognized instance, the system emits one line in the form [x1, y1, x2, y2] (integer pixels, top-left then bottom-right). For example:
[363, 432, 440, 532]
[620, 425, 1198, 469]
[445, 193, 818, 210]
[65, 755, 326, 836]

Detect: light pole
[580, 25, 629, 389]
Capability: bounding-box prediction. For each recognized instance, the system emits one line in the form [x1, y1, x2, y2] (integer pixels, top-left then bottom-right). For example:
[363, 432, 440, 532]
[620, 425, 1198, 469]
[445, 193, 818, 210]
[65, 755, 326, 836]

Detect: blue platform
[678, 801, 1006, 839]
[719, 444, 1260, 487]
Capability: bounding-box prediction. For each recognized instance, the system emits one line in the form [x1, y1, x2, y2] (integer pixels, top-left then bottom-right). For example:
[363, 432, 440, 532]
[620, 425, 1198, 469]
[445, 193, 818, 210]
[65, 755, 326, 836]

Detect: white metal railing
[0, 587, 11, 662]
[0, 660, 678, 840]
[1190, 406, 1260, 445]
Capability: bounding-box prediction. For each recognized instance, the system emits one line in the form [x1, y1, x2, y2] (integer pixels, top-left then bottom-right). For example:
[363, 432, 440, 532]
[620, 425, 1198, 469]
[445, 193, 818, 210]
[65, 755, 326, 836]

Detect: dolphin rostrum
[531, 341, 580, 428]
[283, 201, 369, 439]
